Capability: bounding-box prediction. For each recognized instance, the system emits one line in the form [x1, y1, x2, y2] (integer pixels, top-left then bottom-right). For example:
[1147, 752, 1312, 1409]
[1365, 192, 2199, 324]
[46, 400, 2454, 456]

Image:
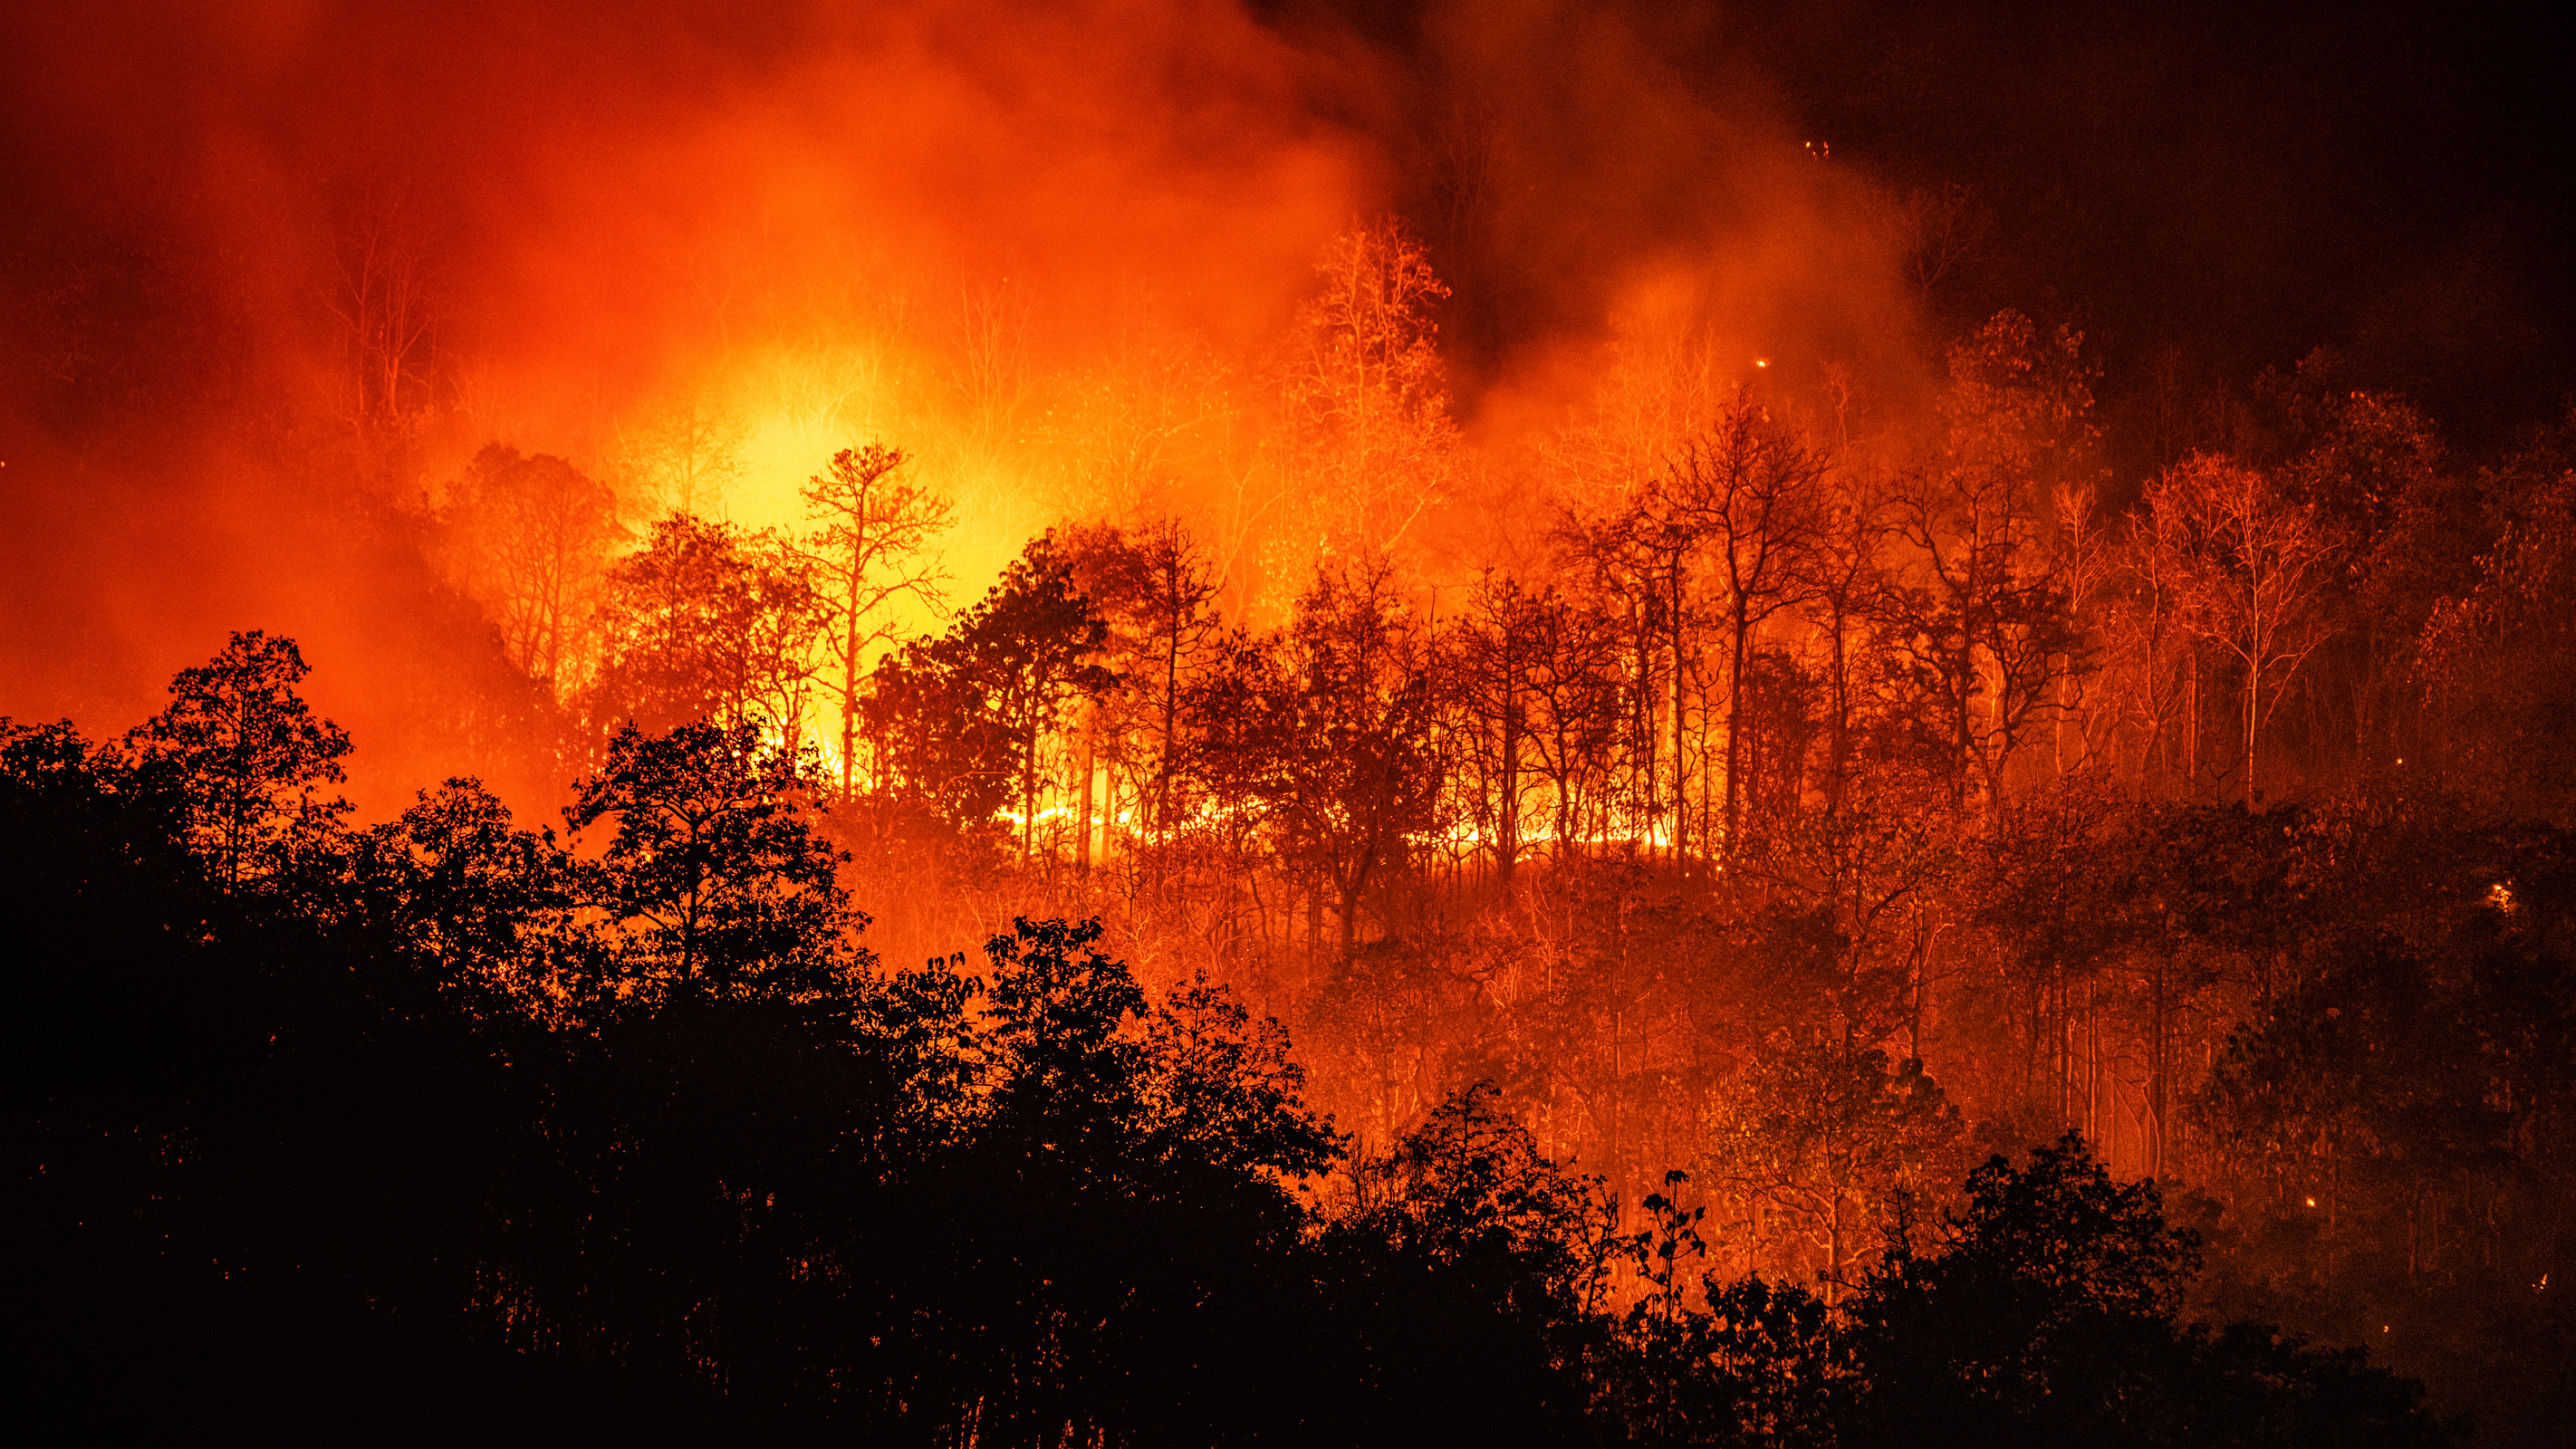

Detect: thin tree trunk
[1724, 602, 1749, 853]
[2246, 663, 2261, 805]
[1671, 559, 1688, 866]
[1077, 722, 1095, 876]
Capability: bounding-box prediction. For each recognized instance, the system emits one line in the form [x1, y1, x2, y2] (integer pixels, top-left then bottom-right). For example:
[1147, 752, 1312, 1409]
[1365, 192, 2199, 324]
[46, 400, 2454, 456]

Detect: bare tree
[2143, 455, 2344, 803]
[1802, 488, 1897, 814]
[1660, 406, 1831, 853]
[1441, 571, 1552, 882]
[1040, 306, 1233, 524]
[441, 445, 620, 690]
[2101, 479, 2206, 793]
[324, 185, 440, 491]
[1543, 320, 1745, 859]
[800, 443, 953, 799]
[1886, 465, 2086, 823]
[620, 392, 750, 518]
[1276, 221, 1458, 562]
[950, 278, 1035, 477]
[1552, 508, 1675, 858]
[1880, 312, 2101, 823]
[1889, 181, 1994, 304]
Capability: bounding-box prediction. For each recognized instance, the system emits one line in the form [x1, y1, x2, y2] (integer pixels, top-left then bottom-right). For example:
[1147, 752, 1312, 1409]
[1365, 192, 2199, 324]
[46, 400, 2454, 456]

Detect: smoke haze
[3, 0, 1930, 812]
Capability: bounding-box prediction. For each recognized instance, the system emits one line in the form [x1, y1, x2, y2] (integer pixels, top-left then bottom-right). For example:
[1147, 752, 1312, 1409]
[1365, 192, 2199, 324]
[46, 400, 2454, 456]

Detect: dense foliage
[6, 639, 2463, 1444]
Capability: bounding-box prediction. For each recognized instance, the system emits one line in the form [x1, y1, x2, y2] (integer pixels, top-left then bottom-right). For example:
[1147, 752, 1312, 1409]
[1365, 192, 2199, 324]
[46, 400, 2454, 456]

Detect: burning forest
[5, 0, 2571, 1443]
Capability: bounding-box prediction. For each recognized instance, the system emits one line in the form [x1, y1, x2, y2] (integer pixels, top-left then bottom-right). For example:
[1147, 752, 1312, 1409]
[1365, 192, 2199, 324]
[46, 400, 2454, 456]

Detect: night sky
[1264, 0, 2574, 456]
[1745, 0, 2576, 450]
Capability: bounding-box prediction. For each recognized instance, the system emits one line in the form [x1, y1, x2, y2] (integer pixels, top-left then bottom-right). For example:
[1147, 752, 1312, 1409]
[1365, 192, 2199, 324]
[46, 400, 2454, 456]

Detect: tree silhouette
[1324, 1081, 1612, 1444]
[590, 514, 821, 741]
[1062, 517, 1226, 846]
[1884, 483, 2087, 824]
[799, 442, 952, 800]
[357, 777, 594, 1016]
[1662, 405, 1830, 854]
[860, 637, 1016, 837]
[1880, 312, 2102, 824]
[123, 629, 352, 892]
[566, 719, 860, 1001]
[1442, 570, 1552, 881]
[439, 444, 620, 689]
[1835, 1134, 2446, 1448]
[1585, 1135, 2450, 1448]
[1259, 559, 1440, 956]
[862, 533, 1118, 862]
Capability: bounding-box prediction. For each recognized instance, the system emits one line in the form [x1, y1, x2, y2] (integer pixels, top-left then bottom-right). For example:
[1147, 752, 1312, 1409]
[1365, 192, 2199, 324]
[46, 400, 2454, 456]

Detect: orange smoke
[1, 0, 1933, 815]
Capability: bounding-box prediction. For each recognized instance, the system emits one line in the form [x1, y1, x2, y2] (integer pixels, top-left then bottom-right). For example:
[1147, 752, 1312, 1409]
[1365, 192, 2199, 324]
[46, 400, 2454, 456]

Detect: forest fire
[6, 0, 2572, 1443]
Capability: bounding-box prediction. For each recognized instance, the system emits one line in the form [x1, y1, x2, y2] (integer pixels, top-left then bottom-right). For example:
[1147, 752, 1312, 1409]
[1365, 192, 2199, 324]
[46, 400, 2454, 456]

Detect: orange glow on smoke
[1, 0, 1938, 817]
